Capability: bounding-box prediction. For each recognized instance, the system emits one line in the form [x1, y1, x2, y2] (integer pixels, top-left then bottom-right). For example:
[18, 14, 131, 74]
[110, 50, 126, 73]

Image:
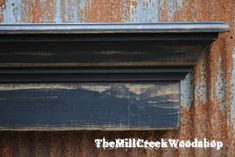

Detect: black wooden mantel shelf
[0, 22, 229, 82]
[0, 22, 229, 130]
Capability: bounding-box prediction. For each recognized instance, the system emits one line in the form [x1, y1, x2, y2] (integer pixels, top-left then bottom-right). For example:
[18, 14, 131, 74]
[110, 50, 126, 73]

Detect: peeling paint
[180, 72, 193, 110]
[54, 0, 81, 23]
[0, 0, 5, 6]
[55, 0, 61, 22]
[64, 0, 69, 22]
[232, 4, 235, 137]
[159, 0, 183, 21]
[158, 0, 183, 22]
[216, 57, 226, 112]
[194, 58, 207, 104]
[72, 0, 79, 22]
[130, 0, 158, 22]
[80, 0, 86, 10]
[232, 49, 235, 132]
[2, 0, 22, 23]
[58, 0, 80, 23]
[0, 0, 4, 22]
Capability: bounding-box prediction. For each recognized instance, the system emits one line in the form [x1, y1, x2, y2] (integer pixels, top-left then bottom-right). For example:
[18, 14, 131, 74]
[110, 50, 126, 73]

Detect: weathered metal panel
[0, 0, 234, 157]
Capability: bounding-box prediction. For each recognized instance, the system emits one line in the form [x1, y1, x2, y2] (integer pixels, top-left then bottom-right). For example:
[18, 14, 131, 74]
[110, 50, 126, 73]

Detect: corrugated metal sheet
[0, 0, 234, 156]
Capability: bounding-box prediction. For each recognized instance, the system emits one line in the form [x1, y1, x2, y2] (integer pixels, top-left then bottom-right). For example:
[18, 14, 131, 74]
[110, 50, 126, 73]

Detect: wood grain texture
[0, 0, 234, 157]
[0, 82, 179, 130]
[0, 33, 216, 68]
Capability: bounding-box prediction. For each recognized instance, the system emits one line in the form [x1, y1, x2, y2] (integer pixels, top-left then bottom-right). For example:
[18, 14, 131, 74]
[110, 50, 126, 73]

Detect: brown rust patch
[0, 0, 5, 23]
[21, 0, 55, 23]
[0, 0, 4, 7]
[0, 0, 4, 6]
[178, 107, 194, 157]
[82, 0, 124, 23]
[158, 0, 235, 156]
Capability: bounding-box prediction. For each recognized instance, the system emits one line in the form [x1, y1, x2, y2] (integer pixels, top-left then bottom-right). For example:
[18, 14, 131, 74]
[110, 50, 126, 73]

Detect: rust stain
[30, 0, 42, 23]
[158, 0, 235, 157]
[20, 0, 55, 23]
[0, 0, 4, 23]
[190, 53, 210, 157]
[82, 0, 124, 23]
[0, 0, 5, 23]
[0, 0, 4, 6]
[178, 107, 194, 157]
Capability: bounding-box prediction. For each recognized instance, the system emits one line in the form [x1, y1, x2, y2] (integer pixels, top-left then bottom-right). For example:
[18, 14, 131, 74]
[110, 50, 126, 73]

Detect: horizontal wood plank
[0, 82, 179, 130]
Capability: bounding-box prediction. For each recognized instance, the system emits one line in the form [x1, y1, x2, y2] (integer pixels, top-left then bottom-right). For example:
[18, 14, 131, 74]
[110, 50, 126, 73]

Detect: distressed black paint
[0, 24, 223, 70]
[0, 82, 179, 130]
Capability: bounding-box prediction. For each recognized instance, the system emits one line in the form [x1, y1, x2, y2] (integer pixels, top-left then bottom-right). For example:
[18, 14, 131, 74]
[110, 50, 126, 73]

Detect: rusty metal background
[0, 0, 234, 157]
